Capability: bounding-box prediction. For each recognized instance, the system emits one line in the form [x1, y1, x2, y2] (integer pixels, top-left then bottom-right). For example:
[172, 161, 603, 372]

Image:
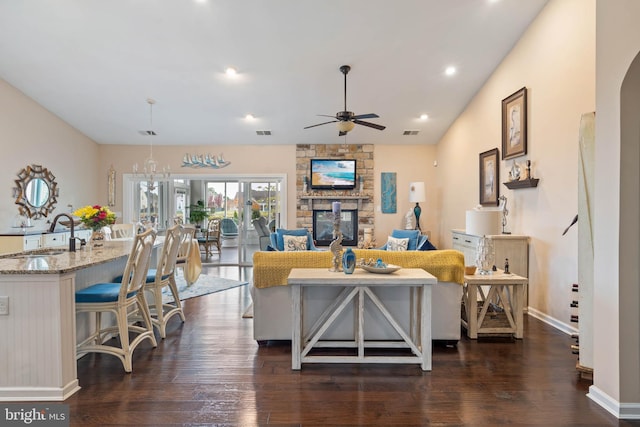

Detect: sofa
[250, 248, 464, 344]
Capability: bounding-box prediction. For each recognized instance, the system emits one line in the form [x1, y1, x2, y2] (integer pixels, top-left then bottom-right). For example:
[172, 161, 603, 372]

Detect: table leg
[421, 284, 432, 371]
[514, 284, 524, 339]
[468, 284, 478, 339]
[291, 285, 301, 370]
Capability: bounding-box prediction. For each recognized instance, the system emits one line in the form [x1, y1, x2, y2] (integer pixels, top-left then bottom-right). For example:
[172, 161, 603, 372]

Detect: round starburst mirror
[13, 164, 59, 219]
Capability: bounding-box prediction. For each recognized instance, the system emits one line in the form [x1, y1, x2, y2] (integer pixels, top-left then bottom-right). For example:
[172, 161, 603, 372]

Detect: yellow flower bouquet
[73, 205, 116, 231]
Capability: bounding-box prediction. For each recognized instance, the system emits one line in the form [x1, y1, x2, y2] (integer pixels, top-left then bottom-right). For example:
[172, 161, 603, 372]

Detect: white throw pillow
[283, 235, 308, 251]
[387, 236, 409, 251]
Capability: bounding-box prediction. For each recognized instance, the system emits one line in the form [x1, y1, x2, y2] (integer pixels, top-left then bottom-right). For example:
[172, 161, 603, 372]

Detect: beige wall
[373, 145, 438, 246]
[436, 0, 595, 329]
[0, 79, 100, 231]
[593, 0, 640, 411]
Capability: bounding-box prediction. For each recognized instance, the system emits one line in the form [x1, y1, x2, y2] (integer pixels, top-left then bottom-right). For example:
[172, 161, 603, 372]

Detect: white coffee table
[288, 267, 436, 371]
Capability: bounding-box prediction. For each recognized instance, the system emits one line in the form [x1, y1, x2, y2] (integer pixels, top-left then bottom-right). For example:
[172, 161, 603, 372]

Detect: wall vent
[138, 130, 157, 136]
[402, 130, 419, 136]
[256, 130, 272, 136]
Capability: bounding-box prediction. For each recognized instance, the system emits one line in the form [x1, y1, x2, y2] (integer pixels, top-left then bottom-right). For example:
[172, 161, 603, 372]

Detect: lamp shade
[409, 182, 426, 203]
[465, 209, 500, 236]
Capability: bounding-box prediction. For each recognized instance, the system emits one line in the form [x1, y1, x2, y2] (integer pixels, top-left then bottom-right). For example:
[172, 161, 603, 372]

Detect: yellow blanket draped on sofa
[252, 249, 464, 289]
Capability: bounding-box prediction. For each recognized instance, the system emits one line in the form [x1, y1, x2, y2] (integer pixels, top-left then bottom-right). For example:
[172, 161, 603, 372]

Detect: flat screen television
[310, 159, 357, 190]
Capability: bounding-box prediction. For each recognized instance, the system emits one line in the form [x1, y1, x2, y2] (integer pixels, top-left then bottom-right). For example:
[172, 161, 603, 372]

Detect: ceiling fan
[304, 65, 386, 136]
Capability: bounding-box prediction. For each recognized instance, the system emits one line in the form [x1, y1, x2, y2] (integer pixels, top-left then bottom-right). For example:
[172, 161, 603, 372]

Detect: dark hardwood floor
[64, 267, 633, 426]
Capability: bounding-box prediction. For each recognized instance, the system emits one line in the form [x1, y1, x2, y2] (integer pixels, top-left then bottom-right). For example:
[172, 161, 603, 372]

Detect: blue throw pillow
[391, 229, 420, 250]
[275, 228, 309, 251]
[418, 235, 437, 251]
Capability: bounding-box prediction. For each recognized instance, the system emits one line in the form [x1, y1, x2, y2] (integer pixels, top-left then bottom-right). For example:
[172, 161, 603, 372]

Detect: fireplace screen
[313, 209, 358, 246]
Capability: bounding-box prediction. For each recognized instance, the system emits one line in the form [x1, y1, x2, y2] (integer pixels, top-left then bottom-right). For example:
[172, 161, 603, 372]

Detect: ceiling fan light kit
[337, 121, 355, 133]
[304, 65, 386, 136]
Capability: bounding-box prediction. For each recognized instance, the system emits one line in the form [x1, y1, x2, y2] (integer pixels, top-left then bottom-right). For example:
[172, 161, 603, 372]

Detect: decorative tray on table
[360, 263, 402, 274]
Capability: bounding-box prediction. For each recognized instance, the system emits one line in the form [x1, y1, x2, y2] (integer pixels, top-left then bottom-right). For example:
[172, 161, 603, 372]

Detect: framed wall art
[107, 165, 116, 207]
[501, 87, 527, 160]
[479, 148, 500, 206]
[381, 172, 397, 213]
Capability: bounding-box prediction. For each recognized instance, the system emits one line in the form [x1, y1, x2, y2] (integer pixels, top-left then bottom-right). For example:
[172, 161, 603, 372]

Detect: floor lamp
[409, 182, 426, 231]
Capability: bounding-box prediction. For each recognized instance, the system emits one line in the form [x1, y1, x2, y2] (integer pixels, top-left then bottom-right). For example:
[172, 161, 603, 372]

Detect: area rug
[162, 273, 248, 303]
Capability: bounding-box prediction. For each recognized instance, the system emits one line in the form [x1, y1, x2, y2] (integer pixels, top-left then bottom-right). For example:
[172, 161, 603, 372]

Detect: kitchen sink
[1, 249, 67, 259]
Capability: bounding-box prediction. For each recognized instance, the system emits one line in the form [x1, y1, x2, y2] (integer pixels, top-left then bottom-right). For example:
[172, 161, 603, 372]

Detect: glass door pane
[237, 179, 282, 265]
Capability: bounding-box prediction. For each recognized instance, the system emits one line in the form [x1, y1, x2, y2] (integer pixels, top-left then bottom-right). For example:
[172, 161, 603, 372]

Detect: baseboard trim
[526, 306, 578, 335]
[588, 385, 640, 419]
[528, 308, 640, 420]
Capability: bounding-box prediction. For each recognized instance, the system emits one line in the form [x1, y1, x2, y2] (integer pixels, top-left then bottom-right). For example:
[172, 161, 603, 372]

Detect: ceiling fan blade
[318, 114, 338, 119]
[353, 113, 379, 120]
[304, 120, 338, 129]
[353, 119, 386, 131]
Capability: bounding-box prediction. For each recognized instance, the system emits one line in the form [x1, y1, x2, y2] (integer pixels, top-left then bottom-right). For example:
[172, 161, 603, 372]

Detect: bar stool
[176, 225, 197, 285]
[138, 224, 184, 339]
[75, 228, 157, 373]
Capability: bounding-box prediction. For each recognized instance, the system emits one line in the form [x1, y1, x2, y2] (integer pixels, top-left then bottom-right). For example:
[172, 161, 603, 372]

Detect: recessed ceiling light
[245, 114, 255, 120]
[226, 67, 237, 77]
[445, 66, 456, 76]
[420, 114, 429, 120]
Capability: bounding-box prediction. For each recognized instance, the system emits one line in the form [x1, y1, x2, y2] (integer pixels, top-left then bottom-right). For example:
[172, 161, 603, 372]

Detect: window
[134, 180, 170, 230]
[205, 182, 239, 220]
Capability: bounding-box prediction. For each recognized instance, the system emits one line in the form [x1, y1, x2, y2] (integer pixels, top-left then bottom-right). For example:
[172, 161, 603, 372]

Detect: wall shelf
[503, 178, 539, 189]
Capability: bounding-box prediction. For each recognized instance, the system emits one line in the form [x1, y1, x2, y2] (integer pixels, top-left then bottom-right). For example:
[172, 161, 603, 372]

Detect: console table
[461, 270, 528, 339]
[288, 268, 436, 371]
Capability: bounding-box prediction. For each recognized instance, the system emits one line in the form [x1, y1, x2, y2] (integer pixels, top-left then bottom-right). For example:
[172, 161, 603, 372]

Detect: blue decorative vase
[342, 247, 356, 274]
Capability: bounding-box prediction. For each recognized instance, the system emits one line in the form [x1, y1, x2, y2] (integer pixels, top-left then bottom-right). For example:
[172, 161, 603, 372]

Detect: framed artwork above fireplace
[312, 209, 358, 246]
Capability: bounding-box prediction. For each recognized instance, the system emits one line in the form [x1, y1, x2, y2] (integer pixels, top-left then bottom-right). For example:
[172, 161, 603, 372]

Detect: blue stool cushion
[113, 269, 171, 284]
[144, 268, 172, 283]
[75, 282, 136, 303]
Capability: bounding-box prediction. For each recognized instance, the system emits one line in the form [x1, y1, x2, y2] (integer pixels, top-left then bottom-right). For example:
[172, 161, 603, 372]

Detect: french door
[123, 173, 286, 266]
[235, 179, 283, 265]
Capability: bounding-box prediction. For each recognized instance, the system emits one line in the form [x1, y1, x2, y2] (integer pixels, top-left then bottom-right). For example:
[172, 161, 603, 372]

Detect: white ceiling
[0, 0, 548, 147]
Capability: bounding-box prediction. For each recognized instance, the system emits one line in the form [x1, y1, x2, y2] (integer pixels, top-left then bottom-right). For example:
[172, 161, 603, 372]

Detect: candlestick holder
[329, 213, 343, 272]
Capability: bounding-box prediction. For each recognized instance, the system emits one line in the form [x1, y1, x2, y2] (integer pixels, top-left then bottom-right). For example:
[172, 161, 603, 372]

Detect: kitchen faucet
[49, 213, 85, 252]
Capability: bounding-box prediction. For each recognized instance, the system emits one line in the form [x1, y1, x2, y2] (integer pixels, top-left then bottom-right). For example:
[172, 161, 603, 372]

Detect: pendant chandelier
[133, 98, 170, 190]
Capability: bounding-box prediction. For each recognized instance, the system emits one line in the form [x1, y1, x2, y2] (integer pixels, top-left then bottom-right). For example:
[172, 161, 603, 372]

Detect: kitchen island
[0, 239, 159, 401]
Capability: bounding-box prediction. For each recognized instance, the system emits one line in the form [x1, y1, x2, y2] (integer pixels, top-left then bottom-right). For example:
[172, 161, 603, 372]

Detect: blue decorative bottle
[342, 247, 356, 274]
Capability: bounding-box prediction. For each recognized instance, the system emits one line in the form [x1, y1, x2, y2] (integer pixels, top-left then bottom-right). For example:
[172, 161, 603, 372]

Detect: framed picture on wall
[501, 87, 527, 160]
[380, 172, 397, 213]
[479, 148, 500, 206]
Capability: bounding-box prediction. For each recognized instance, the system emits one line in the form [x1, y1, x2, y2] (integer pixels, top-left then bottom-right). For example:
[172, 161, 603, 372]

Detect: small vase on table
[342, 247, 356, 274]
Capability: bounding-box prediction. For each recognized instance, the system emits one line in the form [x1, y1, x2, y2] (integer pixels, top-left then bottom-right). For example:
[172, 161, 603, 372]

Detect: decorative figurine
[504, 258, 510, 274]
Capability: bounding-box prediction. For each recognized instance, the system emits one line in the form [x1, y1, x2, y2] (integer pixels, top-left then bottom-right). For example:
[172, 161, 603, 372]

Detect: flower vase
[90, 229, 105, 248]
[342, 247, 356, 274]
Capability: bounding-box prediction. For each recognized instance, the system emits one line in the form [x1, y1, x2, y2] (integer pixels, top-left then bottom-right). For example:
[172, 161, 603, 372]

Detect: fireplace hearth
[312, 209, 358, 246]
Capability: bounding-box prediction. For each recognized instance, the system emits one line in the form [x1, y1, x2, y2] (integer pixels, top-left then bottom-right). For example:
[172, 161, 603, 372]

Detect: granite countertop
[0, 238, 163, 275]
[0, 227, 89, 236]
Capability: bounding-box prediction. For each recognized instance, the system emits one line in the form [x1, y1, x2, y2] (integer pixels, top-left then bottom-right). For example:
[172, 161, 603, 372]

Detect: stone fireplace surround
[296, 144, 374, 246]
